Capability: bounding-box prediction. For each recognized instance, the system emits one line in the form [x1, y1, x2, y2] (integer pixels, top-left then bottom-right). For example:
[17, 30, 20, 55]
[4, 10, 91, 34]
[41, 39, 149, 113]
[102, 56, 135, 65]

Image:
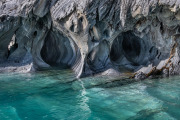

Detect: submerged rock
[0, 0, 180, 79]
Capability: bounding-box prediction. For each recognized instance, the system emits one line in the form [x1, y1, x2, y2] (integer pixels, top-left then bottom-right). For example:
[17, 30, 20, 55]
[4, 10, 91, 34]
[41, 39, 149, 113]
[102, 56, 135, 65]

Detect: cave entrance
[122, 31, 141, 64]
[110, 35, 124, 64]
[41, 31, 79, 69]
[110, 31, 144, 65]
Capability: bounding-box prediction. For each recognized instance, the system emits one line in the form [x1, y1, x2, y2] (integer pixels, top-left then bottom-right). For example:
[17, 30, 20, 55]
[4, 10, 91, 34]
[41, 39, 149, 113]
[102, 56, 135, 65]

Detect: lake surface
[0, 70, 179, 120]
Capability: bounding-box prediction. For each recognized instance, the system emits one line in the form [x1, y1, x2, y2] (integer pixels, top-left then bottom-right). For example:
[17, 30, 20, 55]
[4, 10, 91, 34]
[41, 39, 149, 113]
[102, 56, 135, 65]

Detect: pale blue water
[0, 70, 180, 120]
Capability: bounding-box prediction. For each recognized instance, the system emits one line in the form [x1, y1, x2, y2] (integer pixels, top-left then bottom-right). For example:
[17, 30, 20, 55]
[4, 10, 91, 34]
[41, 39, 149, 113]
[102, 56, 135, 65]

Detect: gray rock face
[1, 0, 180, 79]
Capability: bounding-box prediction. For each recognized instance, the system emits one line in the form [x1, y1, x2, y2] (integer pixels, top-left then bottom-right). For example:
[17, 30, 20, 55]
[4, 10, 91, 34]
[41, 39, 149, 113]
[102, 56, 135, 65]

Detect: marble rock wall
[1, 0, 180, 79]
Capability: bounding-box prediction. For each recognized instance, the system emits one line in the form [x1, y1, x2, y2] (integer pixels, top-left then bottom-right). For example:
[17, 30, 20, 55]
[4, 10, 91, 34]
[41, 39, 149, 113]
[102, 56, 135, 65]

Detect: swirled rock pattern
[1, 0, 180, 79]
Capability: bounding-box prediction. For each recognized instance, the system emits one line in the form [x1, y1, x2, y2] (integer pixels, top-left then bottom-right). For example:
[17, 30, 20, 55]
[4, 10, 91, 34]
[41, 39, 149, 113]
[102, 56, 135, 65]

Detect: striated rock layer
[1, 0, 180, 79]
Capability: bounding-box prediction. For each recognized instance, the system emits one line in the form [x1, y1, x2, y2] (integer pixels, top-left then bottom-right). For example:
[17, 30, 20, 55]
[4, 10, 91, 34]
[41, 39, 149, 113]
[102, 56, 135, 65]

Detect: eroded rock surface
[1, 0, 180, 79]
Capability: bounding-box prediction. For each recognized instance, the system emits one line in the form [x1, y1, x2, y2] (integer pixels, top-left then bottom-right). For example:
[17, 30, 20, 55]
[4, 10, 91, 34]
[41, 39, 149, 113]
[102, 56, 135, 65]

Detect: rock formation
[1, 0, 180, 79]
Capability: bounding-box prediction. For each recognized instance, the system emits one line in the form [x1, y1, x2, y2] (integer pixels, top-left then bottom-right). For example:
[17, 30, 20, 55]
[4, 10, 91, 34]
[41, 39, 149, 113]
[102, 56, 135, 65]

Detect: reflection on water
[0, 70, 179, 120]
[76, 80, 91, 119]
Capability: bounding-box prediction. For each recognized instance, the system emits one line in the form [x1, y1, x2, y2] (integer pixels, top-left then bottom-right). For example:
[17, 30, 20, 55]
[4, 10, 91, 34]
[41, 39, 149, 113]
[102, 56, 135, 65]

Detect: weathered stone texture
[1, 0, 180, 79]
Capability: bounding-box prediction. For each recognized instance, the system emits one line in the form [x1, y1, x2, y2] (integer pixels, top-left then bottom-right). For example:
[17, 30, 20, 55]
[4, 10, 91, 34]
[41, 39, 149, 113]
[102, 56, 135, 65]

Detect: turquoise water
[0, 70, 180, 120]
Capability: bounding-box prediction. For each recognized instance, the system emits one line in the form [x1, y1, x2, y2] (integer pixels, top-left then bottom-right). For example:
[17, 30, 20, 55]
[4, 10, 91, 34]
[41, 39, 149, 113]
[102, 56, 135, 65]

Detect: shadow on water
[144, 76, 180, 119]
